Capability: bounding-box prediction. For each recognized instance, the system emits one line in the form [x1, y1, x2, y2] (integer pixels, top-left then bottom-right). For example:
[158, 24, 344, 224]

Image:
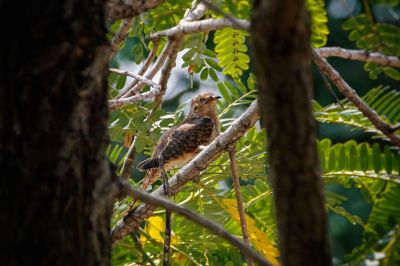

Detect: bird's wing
[137, 116, 214, 171]
[160, 116, 214, 163]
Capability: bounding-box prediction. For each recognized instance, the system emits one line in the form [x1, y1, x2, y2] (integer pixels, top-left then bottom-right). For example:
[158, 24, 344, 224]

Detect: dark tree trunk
[0, 1, 113, 265]
[251, 1, 332, 266]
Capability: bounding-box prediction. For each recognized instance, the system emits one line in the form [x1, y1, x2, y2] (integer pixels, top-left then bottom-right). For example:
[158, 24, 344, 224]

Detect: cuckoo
[137, 92, 221, 192]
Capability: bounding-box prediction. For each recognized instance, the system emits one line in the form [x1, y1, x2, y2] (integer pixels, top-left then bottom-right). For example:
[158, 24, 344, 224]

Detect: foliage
[314, 86, 400, 142]
[343, 13, 400, 80]
[107, 0, 400, 265]
[307, 0, 329, 47]
[214, 28, 250, 78]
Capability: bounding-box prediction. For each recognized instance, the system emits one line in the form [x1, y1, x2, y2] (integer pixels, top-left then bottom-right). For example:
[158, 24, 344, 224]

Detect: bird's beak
[212, 95, 222, 101]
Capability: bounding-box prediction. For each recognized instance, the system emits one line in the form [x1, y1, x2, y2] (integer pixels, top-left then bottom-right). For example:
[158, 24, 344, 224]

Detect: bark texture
[251, 1, 332, 265]
[0, 1, 113, 265]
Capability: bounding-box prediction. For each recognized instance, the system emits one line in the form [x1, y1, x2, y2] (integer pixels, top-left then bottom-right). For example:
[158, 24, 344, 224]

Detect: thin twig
[311, 50, 400, 146]
[315, 47, 400, 68]
[115, 41, 160, 99]
[109, 68, 161, 89]
[120, 137, 137, 180]
[115, 180, 272, 266]
[109, 18, 133, 60]
[152, 36, 184, 114]
[111, 101, 260, 243]
[228, 145, 253, 266]
[119, 40, 174, 99]
[149, 1, 208, 114]
[159, 155, 172, 266]
[318, 69, 344, 108]
[109, 87, 161, 109]
[149, 18, 250, 41]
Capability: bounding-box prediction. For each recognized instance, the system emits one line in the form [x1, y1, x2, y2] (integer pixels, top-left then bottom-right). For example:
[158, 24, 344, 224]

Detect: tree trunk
[251, 1, 332, 266]
[0, 1, 113, 265]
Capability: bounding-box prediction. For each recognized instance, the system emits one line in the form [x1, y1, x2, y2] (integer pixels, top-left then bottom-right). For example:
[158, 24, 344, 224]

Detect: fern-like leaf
[314, 86, 400, 141]
[343, 14, 400, 80]
[306, 0, 329, 47]
[214, 28, 250, 78]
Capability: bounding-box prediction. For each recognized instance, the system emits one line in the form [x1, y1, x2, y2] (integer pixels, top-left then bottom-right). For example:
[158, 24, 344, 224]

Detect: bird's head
[189, 92, 221, 116]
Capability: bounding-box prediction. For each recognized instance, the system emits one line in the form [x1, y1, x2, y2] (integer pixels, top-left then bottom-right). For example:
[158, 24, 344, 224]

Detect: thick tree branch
[114, 180, 272, 266]
[109, 18, 133, 60]
[149, 18, 250, 41]
[312, 50, 400, 146]
[111, 101, 260, 242]
[315, 47, 400, 68]
[107, 0, 166, 20]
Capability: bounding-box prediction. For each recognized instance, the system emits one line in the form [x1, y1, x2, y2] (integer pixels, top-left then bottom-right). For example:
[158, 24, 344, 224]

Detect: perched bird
[137, 92, 221, 192]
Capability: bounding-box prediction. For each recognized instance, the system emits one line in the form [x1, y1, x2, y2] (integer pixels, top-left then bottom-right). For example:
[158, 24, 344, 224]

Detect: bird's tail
[137, 157, 159, 171]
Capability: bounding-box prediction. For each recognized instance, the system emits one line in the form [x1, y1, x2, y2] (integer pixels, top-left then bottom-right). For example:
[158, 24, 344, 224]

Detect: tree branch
[149, 18, 250, 41]
[315, 47, 400, 68]
[149, 2, 208, 113]
[312, 50, 400, 146]
[115, 41, 160, 99]
[228, 145, 253, 266]
[111, 101, 260, 242]
[201, 0, 248, 30]
[120, 137, 137, 180]
[152, 36, 183, 113]
[109, 18, 133, 60]
[119, 40, 174, 100]
[107, 0, 167, 20]
[109, 88, 161, 109]
[113, 2, 207, 106]
[115, 180, 272, 266]
[109, 68, 161, 88]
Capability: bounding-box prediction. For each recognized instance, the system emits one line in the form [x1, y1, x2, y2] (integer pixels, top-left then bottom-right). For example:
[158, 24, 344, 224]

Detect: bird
[136, 92, 221, 192]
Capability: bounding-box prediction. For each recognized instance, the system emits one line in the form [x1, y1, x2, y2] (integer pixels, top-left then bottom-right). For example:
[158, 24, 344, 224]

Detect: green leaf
[306, 0, 329, 47]
[116, 75, 127, 90]
[208, 68, 219, 82]
[200, 68, 208, 80]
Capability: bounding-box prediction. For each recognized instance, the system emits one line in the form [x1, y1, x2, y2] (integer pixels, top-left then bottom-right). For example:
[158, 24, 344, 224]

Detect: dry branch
[109, 18, 133, 60]
[312, 50, 400, 146]
[119, 40, 174, 99]
[115, 41, 160, 99]
[120, 137, 137, 180]
[315, 47, 400, 68]
[149, 18, 250, 40]
[149, 2, 208, 112]
[115, 180, 272, 266]
[109, 68, 161, 88]
[111, 101, 260, 243]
